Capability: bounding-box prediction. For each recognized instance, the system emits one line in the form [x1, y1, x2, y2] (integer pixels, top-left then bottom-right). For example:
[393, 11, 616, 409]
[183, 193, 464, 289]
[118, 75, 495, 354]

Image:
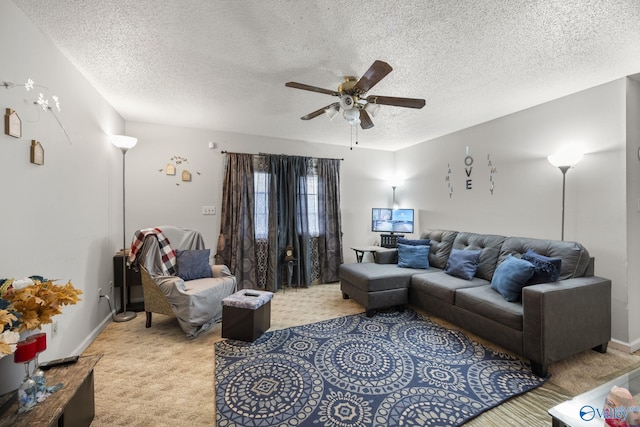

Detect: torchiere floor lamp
[111, 134, 138, 322]
[547, 148, 583, 241]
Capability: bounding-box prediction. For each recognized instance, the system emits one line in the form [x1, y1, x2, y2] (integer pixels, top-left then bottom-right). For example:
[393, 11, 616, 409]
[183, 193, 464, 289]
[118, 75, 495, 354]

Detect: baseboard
[608, 337, 640, 353]
[73, 313, 112, 356]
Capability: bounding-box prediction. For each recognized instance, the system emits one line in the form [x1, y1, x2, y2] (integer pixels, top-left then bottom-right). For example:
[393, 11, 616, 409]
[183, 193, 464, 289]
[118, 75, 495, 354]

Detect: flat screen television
[371, 208, 414, 233]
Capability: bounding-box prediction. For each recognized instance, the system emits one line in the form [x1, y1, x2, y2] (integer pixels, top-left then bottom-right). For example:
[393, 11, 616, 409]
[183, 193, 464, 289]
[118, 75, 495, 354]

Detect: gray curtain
[266, 155, 312, 289]
[217, 153, 257, 289]
[219, 152, 342, 292]
[317, 158, 343, 282]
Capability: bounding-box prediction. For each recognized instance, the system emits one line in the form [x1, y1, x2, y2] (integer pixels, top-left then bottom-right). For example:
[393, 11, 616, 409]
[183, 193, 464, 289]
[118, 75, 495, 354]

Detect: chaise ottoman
[339, 263, 427, 316]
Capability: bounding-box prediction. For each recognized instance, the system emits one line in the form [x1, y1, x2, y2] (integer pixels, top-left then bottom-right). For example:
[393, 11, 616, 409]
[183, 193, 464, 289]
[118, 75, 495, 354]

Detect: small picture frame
[5, 108, 22, 138]
[166, 164, 176, 175]
[30, 140, 44, 165]
[181, 170, 192, 182]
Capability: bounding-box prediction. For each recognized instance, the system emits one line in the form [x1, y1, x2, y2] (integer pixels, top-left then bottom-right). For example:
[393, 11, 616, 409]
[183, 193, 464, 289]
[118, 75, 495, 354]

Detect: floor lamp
[111, 134, 138, 322]
[547, 148, 583, 241]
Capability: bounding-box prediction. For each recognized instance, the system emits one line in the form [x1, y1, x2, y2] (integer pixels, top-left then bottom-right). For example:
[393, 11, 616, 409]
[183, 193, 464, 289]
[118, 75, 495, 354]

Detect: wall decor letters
[488, 154, 497, 195]
[445, 163, 453, 198]
[464, 146, 473, 190]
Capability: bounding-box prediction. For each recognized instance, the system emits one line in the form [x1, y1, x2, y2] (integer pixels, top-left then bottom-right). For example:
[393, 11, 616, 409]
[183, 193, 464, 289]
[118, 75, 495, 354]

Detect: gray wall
[395, 78, 636, 348]
[626, 75, 640, 345]
[0, 1, 124, 393]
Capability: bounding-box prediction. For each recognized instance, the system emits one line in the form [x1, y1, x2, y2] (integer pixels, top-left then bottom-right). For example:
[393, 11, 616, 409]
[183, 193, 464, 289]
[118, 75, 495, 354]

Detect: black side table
[112, 253, 144, 312]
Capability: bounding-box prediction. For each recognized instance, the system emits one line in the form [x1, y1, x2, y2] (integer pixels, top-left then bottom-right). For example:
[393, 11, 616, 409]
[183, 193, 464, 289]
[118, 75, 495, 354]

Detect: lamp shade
[110, 135, 138, 150]
[547, 148, 583, 168]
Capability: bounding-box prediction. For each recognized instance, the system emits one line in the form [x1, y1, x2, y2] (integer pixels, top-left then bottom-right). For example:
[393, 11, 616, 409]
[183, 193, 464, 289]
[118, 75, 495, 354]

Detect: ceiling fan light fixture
[325, 105, 339, 120]
[365, 102, 380, 117]
[343, 107, 359, 124]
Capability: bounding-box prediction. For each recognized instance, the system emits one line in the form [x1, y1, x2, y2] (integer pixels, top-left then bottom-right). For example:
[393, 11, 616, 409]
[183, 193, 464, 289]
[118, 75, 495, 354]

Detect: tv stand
[380, 234, 404, 248]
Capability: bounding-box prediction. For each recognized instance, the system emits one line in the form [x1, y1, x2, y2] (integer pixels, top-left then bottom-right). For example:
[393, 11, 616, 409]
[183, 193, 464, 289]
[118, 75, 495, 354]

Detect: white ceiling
[12, 0, 640, 151]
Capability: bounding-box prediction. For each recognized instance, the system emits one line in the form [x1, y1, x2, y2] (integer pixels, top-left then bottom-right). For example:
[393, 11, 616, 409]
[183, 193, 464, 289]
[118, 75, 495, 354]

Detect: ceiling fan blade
[300, 104, 338, 120]
[354, 60, 393, 94]
[286, 82, 340, 96]
[367, 95, 426, 109]
[359, 109, 374, 129]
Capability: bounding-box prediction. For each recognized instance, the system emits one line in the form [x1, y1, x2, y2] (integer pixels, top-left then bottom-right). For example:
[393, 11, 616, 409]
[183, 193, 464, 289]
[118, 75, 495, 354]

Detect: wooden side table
[0, 354, 101, 427]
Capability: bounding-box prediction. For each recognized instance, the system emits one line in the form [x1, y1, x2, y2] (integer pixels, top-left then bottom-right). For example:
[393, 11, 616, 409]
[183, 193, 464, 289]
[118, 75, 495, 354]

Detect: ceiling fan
[285, 60, 425, 130]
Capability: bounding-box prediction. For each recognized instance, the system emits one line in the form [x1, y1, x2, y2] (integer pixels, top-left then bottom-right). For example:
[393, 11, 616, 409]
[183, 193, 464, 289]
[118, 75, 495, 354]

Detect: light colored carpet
[83, 283, 640, 426]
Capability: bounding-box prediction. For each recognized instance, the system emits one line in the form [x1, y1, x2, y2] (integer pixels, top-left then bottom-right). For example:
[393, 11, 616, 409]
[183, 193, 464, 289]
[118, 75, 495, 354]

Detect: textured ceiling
[11, 0, 640, 151]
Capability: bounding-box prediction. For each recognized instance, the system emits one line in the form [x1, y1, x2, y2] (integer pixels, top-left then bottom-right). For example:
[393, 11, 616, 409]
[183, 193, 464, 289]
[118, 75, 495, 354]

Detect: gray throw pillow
[397, 244, 430, 269]
[444, 248, 481, 280]
[522, 249, 562, 284]
[176, 249, 212, 281]
[491, 255, 536, 302]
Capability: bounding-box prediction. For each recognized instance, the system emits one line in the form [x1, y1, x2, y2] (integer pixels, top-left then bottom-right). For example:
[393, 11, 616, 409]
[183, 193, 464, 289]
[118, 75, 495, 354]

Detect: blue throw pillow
[521, 249, 562, 284]
[444, 248, 481, 280]
[397, 238, 431, 246]
[176, 249, 213, 281]
[397, 244, 430, 269]
[491, 255, 536, 302]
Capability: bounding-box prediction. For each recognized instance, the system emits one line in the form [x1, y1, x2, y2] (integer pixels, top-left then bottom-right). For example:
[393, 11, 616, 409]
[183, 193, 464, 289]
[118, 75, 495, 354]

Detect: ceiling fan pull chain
[350, 126, 353, 150]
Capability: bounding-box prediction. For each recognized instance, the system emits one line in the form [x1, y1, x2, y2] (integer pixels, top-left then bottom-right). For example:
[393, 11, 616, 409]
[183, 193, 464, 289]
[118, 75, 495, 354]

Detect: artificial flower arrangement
[0, 276, 82, 357]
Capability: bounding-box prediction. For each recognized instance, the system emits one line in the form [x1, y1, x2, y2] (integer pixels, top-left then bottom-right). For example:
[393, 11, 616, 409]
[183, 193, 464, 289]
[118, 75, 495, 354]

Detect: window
[305, 174, 319, 237]
[254, 171, 319, 239]
[254, 171, 270, 239]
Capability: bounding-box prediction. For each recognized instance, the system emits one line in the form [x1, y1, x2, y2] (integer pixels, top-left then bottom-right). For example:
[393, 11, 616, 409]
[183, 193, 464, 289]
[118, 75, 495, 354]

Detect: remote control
[39, 355, 80, 370]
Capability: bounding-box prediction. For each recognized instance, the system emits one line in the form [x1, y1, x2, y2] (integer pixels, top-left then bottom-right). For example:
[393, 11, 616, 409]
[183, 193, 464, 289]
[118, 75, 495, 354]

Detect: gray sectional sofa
[339, 229, 611, 377]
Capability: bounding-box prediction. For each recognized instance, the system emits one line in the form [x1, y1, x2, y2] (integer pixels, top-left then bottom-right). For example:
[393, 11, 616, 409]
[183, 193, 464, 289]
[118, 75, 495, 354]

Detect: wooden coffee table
[548, 366, 640, 426]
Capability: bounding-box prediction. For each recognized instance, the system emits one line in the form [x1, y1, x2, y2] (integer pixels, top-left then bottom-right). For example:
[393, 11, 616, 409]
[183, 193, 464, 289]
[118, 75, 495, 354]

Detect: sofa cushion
[451, 232, 506, 281]
[419, 230, 458, 269]
[491, 255, 536, 302]
[411, 271, 488, 304]
[176, 249, 212, 281]
[398, 244, 430, 269]
[521, 249, 562, 284]
[499, 236, 590, 279]
[398, 237, 431, 246]
[444, 248, 481, 280]
[339, 262, 421, 292]
[455, 285, 524, 331]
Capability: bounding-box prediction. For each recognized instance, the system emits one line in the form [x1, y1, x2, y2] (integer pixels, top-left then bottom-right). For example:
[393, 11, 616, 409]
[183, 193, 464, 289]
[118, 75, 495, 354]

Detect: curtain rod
[220, 150, 344, 161]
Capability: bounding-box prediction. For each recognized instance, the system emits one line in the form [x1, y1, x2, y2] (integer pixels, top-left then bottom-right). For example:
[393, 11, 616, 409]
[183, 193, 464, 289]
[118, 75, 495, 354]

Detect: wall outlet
[202, 206, 216, 215]
[52, 321, 59, 338]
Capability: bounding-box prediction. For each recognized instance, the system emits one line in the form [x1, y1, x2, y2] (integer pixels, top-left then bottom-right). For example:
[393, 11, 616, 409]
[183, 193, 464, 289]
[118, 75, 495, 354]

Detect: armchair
[130, 226, 236, 338]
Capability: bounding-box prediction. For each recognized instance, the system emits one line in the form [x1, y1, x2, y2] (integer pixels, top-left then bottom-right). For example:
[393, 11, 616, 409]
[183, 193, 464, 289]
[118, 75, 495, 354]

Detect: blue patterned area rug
[215, 309, 548, 426]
